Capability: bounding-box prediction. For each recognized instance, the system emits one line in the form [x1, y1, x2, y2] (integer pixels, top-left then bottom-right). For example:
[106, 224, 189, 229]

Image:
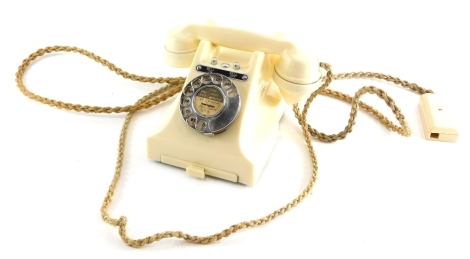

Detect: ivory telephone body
[147, 23, 322, 185]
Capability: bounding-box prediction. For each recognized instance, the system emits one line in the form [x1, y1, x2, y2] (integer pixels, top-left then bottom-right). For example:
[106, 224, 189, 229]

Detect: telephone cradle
[147, 23, 323, 186]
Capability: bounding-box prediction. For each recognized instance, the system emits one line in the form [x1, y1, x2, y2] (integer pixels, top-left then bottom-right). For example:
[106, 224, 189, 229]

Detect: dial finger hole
[192, 78, 202, 88]
[182, 107, 191, 118]
[196, 120, 207, 131]
[227, 87, 238, 98]
[212, 75, 222, 85]
[181, 96, 191, 106]
[202, 75, 212, 84]
[183, 85, 194, 96]
[187, 115, 197, 127]
[222, 79, 232, 89]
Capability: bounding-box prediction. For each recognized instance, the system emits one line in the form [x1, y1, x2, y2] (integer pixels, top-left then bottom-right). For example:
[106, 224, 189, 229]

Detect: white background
[1, 0, 469, 258]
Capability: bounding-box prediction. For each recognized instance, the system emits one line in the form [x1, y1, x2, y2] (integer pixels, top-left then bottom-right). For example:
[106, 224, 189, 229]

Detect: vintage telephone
[147, 23, 323, 186]
[15, 21, 459, 248]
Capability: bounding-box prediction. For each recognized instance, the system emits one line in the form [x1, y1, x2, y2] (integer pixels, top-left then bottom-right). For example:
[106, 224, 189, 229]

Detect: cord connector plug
[418, 93, 458, 142]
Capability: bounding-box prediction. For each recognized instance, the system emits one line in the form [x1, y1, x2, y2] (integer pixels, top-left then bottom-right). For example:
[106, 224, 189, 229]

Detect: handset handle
[165, 23, 322, 104]
[166, 24, 295, 55]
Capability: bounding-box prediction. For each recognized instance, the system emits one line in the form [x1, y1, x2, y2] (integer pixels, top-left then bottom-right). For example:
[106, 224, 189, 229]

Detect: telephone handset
[164, 23, 322, 104]
[147, 23, 323, 185]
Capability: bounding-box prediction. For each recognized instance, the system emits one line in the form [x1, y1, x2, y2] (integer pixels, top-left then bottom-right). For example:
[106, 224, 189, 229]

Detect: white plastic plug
[418, 93, 458, 142]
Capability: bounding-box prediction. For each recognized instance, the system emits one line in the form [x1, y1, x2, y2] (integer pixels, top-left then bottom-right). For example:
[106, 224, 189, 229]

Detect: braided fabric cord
[15, 46, 433, 248]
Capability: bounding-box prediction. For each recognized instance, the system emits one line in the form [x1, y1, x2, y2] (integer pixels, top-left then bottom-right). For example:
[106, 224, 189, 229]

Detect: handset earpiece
[164, 26, 199, 68]
[273, 47, 322, 104]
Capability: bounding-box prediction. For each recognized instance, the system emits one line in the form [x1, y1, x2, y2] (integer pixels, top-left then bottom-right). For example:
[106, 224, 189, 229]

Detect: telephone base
[148, 39, 288, 186]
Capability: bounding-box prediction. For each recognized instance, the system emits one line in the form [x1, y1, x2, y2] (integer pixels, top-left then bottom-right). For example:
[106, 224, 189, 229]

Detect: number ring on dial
[179, 73, 241, 135]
